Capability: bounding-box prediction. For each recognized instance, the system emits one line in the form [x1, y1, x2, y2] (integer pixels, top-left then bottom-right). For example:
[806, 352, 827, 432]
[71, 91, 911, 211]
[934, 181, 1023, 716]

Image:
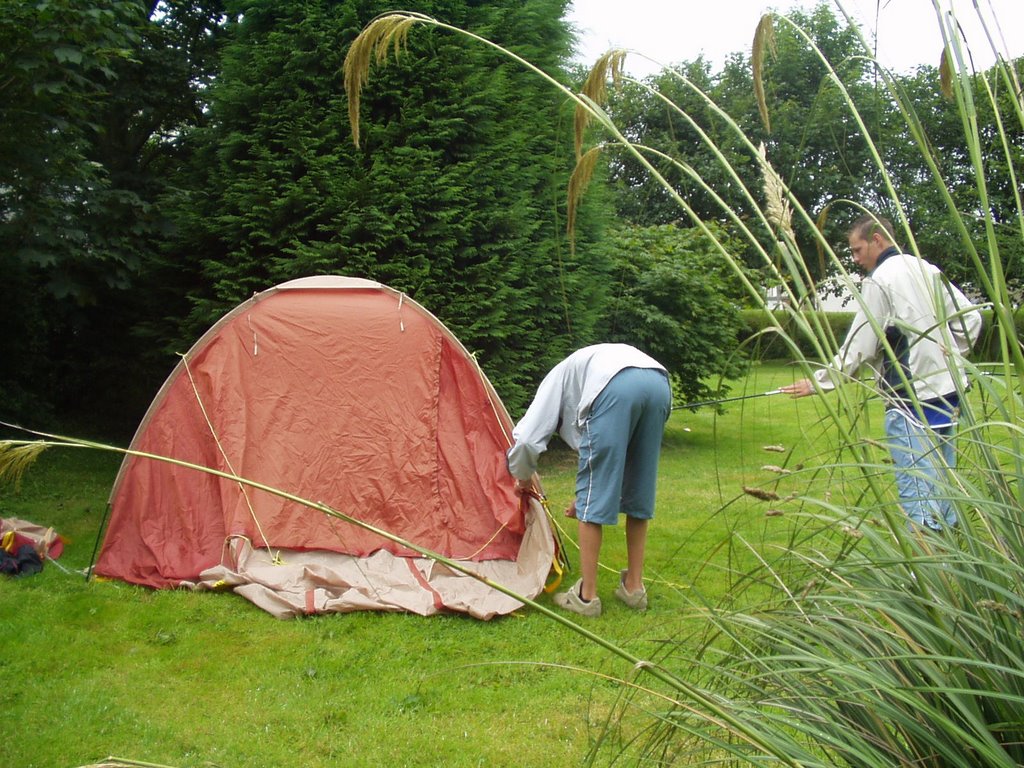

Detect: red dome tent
[95, 276, 556, 619]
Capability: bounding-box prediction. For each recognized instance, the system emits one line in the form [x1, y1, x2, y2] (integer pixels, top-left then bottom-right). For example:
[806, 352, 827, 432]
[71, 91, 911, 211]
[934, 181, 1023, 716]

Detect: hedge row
[739, 308, 1023, 363]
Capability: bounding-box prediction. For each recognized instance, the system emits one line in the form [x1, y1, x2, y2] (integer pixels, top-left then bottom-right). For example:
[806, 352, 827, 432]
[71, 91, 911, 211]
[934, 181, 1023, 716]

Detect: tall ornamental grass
[344, 2, 1023, 765]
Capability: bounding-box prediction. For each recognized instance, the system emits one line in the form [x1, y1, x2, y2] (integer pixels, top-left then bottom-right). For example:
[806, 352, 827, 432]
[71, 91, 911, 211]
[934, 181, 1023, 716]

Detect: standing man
[507, 343, 672, 617]
[781, 213, 983, 532]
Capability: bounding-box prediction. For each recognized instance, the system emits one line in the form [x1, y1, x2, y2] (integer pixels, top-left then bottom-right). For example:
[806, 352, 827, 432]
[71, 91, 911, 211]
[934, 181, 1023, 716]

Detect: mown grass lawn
[1, 362, 874, 768]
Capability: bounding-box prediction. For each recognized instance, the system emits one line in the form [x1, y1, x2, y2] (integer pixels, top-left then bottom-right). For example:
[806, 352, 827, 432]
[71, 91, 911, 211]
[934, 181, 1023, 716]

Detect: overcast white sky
[566, 0, 1024, 78]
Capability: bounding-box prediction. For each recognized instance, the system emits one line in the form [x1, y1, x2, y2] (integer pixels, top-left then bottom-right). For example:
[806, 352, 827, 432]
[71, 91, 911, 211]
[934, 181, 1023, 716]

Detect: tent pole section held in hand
[673, 390, 782, 411]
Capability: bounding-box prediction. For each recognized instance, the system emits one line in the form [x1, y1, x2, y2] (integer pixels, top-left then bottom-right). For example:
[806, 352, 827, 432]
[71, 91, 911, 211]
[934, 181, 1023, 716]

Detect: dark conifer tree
[166, 0, 611, 412]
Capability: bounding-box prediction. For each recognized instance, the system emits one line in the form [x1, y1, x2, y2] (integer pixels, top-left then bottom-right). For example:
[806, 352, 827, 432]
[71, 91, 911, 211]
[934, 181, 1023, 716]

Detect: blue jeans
[884, 408, 957, 531]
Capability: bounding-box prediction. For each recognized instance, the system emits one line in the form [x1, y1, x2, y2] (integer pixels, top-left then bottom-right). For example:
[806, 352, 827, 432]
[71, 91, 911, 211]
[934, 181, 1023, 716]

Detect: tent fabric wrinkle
[95, 276, 554, 618]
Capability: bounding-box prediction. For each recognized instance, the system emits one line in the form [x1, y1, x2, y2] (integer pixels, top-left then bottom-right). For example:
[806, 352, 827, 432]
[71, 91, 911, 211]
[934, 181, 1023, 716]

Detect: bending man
[507, 343, 672, 617]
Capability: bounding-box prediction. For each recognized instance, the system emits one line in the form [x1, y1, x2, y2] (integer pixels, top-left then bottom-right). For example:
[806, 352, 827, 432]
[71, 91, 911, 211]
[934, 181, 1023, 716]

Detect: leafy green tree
[603, 57, 728, 226]
[77, 0, 231, 421]
[604, 4, 878, 283]
[0, 0, 230, 434]
[879, 61, 1024, 294]
[0, 0, 143, 425]
[0, 0, 156, 302]
[167, 0, 611, 413]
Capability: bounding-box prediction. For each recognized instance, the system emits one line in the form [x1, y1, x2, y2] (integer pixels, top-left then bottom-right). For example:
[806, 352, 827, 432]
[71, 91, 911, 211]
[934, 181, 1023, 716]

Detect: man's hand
[780, 378, 816, 398]
[514, 477, 534, 494]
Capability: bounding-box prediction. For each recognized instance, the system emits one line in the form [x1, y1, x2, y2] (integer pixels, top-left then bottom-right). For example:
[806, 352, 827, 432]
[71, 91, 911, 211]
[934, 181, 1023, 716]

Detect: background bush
[739, 308, 854, 361]
[740, 308, 1024, 362]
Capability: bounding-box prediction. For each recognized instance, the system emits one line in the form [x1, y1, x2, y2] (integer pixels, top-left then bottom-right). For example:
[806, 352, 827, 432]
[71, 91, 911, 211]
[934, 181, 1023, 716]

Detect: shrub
[739, 308, 854, 360]
[597, 223, 751, 404]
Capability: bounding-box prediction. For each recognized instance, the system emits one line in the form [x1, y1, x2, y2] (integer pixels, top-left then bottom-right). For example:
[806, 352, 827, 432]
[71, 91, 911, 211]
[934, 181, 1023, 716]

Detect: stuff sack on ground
[0, 518, 63, 577]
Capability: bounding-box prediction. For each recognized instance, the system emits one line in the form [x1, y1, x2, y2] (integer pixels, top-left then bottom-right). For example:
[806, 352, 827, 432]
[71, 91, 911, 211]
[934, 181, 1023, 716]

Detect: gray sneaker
[553, 579, 602, 617]
[614, 570, 648, 611]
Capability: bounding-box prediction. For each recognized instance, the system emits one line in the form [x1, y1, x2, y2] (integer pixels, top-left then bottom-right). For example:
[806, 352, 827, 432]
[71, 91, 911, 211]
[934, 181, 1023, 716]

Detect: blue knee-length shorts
[575, 367, 672, 525]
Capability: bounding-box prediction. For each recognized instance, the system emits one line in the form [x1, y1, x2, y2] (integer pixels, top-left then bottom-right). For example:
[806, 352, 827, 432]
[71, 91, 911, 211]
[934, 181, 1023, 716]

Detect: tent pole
[672, 389, 781, 411]
[85, 501, 112, 582]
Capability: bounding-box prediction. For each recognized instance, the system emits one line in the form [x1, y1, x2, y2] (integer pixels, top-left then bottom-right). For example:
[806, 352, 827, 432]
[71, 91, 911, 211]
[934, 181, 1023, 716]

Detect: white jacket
[506, 344, 667, 480]
[815, 249, 983, 404]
